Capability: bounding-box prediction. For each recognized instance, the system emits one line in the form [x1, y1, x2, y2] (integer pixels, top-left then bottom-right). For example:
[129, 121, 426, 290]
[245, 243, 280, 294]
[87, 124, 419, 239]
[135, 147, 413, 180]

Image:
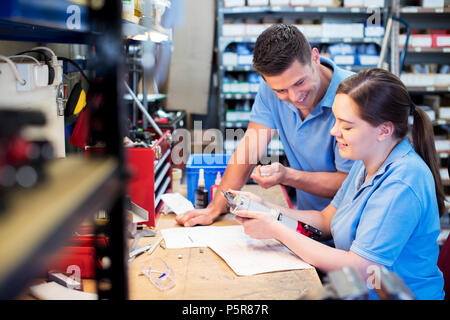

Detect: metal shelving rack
[215, 0, 389, 156]
[395, 2, 450, 80]
[0, 0, 128, 299]
[393, 1, 450, 223]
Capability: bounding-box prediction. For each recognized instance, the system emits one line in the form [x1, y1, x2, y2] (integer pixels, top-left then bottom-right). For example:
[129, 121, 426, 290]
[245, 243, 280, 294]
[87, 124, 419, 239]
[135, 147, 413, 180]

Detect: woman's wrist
[271, 220, 288, 242]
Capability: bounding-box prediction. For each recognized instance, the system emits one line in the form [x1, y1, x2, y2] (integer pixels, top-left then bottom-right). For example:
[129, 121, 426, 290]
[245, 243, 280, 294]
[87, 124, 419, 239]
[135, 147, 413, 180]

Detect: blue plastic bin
[186, 154, 232, 205]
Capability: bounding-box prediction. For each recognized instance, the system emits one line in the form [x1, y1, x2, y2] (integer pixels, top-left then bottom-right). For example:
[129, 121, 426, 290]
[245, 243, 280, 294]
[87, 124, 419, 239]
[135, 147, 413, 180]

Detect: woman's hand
[234, 209, 279, 240]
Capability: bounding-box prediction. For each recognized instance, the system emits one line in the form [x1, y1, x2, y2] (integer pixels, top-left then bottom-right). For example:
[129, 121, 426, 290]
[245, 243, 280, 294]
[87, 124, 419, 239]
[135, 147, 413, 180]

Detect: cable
[15, 49, 55, 85]
[57, 56, 91, 84]
[15, 49, 91, 84]
[8, 55, 42, 65]
[31, 46, 57, 67]
[0, 55, 26, 85]
[15, 49, 47, 63]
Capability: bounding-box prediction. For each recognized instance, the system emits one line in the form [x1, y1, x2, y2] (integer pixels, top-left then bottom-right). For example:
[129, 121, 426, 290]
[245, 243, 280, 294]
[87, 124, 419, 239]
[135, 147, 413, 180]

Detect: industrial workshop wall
[165, 0, 215, 125]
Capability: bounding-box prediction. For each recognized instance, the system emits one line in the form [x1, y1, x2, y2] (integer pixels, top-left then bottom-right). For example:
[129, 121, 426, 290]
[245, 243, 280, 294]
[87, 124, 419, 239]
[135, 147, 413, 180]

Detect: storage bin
[186, 154, 232, 205]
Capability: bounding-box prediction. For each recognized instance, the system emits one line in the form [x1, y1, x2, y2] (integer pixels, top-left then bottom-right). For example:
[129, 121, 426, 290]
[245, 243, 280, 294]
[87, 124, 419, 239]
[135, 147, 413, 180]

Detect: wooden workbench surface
[128, 185, 324, 300]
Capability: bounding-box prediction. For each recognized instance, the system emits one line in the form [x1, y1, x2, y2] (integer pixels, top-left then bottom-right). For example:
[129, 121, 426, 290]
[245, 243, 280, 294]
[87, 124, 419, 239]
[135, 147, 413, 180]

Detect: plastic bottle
[210, 172, 222, 202]
[194, 169, 208, 209]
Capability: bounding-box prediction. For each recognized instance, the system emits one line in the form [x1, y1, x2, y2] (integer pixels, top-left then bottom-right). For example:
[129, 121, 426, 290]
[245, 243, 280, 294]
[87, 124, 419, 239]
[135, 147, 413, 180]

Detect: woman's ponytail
[411, 107, 445, 217]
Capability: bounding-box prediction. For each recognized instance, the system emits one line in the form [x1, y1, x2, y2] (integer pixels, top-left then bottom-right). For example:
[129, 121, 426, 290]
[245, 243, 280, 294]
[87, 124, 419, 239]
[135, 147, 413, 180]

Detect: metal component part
[221, 190, 280, 219]
[374, 266, 415, 300]
[326, 267, 369, 300]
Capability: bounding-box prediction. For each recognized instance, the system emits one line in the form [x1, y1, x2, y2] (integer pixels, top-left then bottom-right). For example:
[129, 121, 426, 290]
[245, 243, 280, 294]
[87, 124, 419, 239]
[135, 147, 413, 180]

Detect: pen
[147, 236, 163, 255]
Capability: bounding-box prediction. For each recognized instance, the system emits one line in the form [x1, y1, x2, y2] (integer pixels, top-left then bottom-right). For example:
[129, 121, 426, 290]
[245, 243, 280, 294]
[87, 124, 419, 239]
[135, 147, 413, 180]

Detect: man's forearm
[211, 121, 273, 214]
[283, 167, 348, 198]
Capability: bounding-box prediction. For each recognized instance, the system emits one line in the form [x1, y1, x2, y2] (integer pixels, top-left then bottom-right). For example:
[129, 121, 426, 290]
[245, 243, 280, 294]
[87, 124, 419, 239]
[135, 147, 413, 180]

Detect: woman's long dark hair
[337, 68, 445, 217]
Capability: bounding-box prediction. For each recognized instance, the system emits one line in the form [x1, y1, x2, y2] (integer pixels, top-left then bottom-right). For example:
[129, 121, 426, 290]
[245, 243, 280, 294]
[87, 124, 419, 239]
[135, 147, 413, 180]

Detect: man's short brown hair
[252, 24, 312, 77]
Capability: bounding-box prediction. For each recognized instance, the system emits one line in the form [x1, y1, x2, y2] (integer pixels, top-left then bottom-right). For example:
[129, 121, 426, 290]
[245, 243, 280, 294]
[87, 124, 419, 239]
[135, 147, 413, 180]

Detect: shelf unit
[0, 0, 128, 299]
[215, 0, 388, 156]
[392, 0, 450, 223]
[123, 27, 174, 228]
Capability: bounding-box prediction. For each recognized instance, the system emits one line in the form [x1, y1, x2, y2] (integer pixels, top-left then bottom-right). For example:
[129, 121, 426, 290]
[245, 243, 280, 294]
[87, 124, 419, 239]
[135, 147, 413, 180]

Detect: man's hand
[250, 162, 287, 189]
[175, 206, 222, 227]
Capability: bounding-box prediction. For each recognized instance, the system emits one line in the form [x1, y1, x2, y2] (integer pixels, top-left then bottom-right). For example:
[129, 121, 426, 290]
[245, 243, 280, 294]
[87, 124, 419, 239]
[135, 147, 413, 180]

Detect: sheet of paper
[160, 225, 312, 275]
[30, 282, 98, 300]
[160, 193, 194, 215]
[205, 226, 312, 276]
[161, 226, 209, 248]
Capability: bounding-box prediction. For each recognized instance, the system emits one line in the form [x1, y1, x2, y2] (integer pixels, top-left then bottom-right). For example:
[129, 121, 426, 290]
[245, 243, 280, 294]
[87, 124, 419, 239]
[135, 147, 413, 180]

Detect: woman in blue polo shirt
[233, 68, 445, 299]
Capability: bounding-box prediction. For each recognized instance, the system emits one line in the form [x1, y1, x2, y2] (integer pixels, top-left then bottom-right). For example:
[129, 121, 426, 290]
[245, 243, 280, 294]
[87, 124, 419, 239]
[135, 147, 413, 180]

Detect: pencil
[147, 236, 163, 255]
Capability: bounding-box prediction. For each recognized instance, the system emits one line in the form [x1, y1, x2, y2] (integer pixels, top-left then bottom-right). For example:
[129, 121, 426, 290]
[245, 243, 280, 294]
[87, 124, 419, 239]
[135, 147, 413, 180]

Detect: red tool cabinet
[47, 131, 172, 279]
[126, 130, 172, 227]
[47, 235, 108, 279]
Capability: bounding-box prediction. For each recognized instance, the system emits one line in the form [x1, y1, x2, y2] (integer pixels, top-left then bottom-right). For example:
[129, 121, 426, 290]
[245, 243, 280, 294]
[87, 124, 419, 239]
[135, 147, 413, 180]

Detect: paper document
[160, 193, 194, 215]
[160, 225, 312, 276]
[30, 282, 98, 300]
[161, 226, 208, 248]
[206, 226, 312, 276]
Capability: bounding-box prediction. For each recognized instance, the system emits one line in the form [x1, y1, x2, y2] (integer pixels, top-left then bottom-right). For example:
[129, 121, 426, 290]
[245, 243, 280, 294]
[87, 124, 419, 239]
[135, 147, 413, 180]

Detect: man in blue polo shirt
[177, 24, 354, 228]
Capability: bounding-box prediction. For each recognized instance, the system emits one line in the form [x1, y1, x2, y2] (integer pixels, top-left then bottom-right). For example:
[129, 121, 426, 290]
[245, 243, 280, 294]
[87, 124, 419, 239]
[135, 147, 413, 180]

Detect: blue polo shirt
[331, 138, 445, 300]
[250, 57, 354, 211]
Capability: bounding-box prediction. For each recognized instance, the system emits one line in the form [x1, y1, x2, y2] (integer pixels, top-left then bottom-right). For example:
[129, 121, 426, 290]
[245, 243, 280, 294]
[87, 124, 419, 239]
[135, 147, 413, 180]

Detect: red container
[47, 235, 108, 279]
[126, 130, 172, 227]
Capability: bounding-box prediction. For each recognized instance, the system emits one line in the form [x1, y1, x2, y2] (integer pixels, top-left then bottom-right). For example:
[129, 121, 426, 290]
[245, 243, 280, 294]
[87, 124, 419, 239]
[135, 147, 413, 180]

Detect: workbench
[128, 185, 324, 300]
[21, 185, 323, 300]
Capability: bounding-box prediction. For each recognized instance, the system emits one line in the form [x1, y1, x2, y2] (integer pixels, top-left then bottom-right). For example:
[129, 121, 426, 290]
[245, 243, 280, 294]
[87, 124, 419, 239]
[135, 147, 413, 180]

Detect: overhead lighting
[131, 32, 149, 41]
[148, 30, 168, 43]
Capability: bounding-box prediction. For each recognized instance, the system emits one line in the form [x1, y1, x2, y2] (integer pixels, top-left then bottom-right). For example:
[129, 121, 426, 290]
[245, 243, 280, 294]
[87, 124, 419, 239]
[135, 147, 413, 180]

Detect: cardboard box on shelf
[435, 139, 450, 152]
[410, 35, 433, 48]
[432, 34, 450, 47]
[224, 0, 246, 7]
[223, 24, 246, 37]
[313, 0, 341, 6]
[439, 107, 450, 119]
[343, 0, 364, 6]
[248, 0, 270, 5]
[223, 52, 238, 66]
[290, 0, 311, 6]
[358, 54, 379, 66]
[245, 24, 269, 37]
[270, 0, 291, 5]
[295, 24, 323, 38]
[399, 34, 435, 48]
[421, 0, 446, 8]
[333, 55, 356, 65]
[363, 0, 384, 6]
[435, 74, 450, 86]
[400, 73, 436, 87]
[322, 23, 364, 38]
